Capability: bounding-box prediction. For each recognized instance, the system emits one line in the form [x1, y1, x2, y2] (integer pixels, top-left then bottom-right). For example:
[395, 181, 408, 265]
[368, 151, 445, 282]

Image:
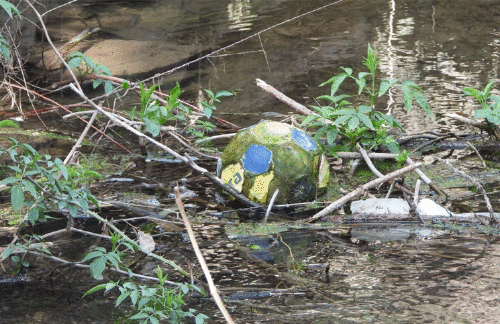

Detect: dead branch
[304, 163, 422, 223]
[256, 79, 325, 118]
[445, 113, 488, 130]
[174, 187, 235, 324]
[436, 157, 496, 223]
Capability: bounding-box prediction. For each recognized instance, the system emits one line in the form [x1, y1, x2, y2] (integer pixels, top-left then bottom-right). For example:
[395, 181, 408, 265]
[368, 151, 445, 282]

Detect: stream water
[2, 0, 500, 323]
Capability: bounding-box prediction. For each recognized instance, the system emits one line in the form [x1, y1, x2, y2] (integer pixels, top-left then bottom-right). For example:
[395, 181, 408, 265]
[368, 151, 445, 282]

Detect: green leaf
[463, 87, 482, 102]
[215, 90, 233, 98]
[347, 116, 360, 130]
[320, 73, 348, 96]
[122, 81, 129, 89]
[144, 118, 161, 137]
[115, 290, 131, 306]
[203, 106, 214, 119]
[378, 78, 398, 96]
[0, 120, 19, 128]
[340, 67, 353, 76]
[357, 105, 372, 114]
[67, 56, 83, 69]
[82, 250, 104, 262]
[195, 313, 209, 324]
[129, 313, 149, 320]
[83, 283, 111, 297]
[301, 114, 319, 126]
[11, 184, 24, 211]
[413, 90, 432, 116]
[483, 80, 498, 98]
[0, 176, 20, 186]
[334, 114, 352, 125]
[0, 0, 21, 18]
[364, 43, 379, 74]
[141, 84, 159, 110]
[93, 79, 103, 89]
[355, 77, 367, 95]
[55, 160, 69, 180]
[357, 112, 374, 129]
[474, 108, 490, 119]
[204, 89, 215, 99]
[317, 94, 351, 104]
[326, 128, 338, 145]
[1, 246, 14, 260]
[331, 108, 356, 116]
[104, 82, 113, 94]
[27, 206, 40, 225]
[21, 179, 38, 198]
[401, 80, 416, 112]
[90, 257, 106, 280]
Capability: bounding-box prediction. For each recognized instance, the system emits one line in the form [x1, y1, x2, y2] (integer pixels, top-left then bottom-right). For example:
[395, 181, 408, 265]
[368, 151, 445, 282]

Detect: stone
[351, 198, 411, 215]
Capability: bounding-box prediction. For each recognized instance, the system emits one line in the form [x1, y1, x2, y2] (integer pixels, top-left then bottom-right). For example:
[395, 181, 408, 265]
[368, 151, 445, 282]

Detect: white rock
[416, 198, 451, 217]
[351, 198, 410, 215]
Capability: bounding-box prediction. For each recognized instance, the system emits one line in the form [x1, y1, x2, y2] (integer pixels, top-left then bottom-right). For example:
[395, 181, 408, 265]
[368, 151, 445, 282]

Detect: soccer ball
[217, 120, 330, 204]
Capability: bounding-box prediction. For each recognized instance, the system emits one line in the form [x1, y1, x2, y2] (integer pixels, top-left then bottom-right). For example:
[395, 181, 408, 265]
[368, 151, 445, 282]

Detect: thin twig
[63, 110, 98, 165]
[25, 250, 164, 284]
[174, 187, 235, 324]
[466, 141, 487, 168]
[264, 189, 279, 223]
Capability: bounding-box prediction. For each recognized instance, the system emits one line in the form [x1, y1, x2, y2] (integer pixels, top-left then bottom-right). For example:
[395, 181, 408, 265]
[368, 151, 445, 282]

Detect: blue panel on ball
[241, 144, 272, 174]
[291, 128, 316, 151]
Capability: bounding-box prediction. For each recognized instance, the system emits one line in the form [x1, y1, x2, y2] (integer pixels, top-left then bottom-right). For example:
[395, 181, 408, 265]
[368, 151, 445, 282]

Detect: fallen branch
[256, 79, 325, 119]
[304, 162, 422, 223]
[436, 157, 496, 223]
[174, 187, 235, 324]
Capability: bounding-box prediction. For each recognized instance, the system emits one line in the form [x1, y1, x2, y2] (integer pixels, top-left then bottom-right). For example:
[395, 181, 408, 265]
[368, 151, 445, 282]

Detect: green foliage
[0, 0, 20, 18]
[0, 34, 10, 62]
[464, 80, 500, 128]
[1, 235, 52, 275]
[0, 0, 21, 62]
[84, 267, 208, 324]
[67, 52, 114, 94]
[0, 138, 99, 224]
[81, 232, 135, 280]
[0, 119, 20, 128]
[302, 44, 432, 153]
[199, 89, 233, 119]
[131, 82, 190, 137]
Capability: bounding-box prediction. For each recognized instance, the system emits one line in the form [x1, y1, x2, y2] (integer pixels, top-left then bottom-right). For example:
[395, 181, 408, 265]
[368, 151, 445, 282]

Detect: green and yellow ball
[217, 120, 330, 204]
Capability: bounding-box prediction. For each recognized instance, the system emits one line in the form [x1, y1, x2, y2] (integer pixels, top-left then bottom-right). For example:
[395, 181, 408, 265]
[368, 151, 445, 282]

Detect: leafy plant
[199, 89, 233, 119]
[1, 235, 53, 275]
[302, 44, 432, 154]
[130, 82, 190, 137]
[464, 80, 500, 130]
[0, 0, 21, 62]
[81, 232, 135, 280]
[0, 138, 99, 224]
[84, 267, 208, 324]
[67, 51, 114, 94]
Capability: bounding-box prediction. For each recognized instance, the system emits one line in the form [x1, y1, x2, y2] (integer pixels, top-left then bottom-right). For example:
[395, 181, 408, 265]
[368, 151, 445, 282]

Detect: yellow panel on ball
[221, 163, 244, 192]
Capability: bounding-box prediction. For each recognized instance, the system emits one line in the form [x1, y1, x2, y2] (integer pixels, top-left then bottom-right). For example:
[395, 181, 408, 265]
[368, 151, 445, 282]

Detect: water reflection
[227, 0, 257, 31]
